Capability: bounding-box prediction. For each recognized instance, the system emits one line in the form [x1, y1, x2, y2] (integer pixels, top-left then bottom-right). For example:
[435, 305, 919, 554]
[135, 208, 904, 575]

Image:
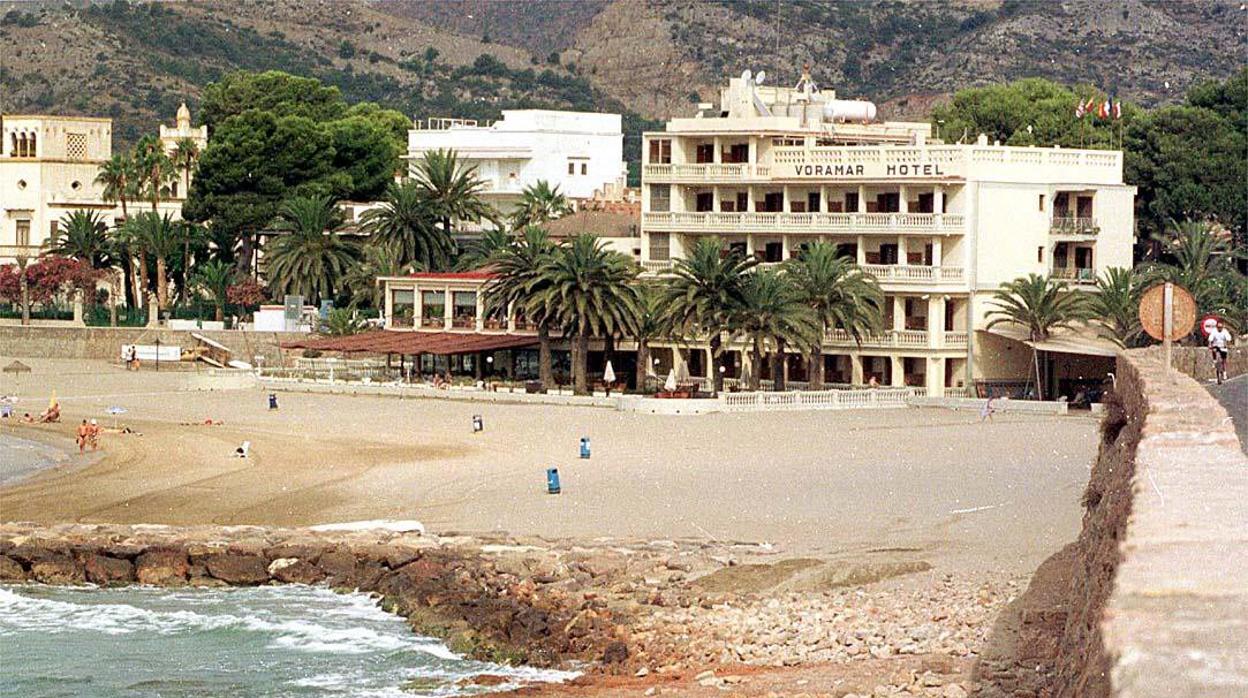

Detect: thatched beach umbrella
[3, 360, 31, 396]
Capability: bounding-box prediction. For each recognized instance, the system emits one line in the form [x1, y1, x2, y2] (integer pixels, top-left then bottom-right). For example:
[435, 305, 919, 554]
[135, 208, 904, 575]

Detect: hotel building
[1, 106, 200, 265]
[406, 109, 627, 229]
[370, 73, 1133, 396]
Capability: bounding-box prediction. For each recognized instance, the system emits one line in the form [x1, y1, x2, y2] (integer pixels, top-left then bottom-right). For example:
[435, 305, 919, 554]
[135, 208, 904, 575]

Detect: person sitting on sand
[76, 420, 91, 453]
[234, 441, 251, 458]
[38, 403, 60, 423]
[21, 412, 34, 423]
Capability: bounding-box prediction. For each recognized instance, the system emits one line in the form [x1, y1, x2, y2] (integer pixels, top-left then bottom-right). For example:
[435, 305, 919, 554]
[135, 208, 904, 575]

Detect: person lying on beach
[38, 405, 60, 423]
[179, 418, 224, 426]
[100, 425, 141, 436]
[21, 413, 34, 423]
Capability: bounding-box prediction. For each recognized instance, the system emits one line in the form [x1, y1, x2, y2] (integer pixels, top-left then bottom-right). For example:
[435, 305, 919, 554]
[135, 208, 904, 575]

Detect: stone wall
[1051, 347, 1247, 696]
[1168, 345, 1247, 382]
[0, 326, 305, 364]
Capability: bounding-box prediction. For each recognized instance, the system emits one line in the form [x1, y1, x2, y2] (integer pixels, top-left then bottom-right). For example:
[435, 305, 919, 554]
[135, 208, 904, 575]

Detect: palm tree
[169, 137, 199, 199]
[410, 149, 494, 235]
[134, 135, 175, 213]
[361, 181, 455, 270]
[528, 235, 640, 395]
[96, 153, 137, 222]
[482, 226, 558, 389]
[783, 242, 884, 389]
[343, 243, 419, 310]
[45, 210, 115, 270]
[325, 307, 367, 336]
[1140, 219, 1245, 334]
[265, 195, 359, 304]
[128, 212, 181, 311]
[630, 283, 669, 392]
[455, 227, 512, 271]
[730, 269, 822, 391]
[1091, 266, 1143, 348]
[987, 274, 1092, 400]
[174, 221, 210, 306]
[661, 237, 757, 395]
[512, 180, 572, 229]
[191, 259, 234, 322]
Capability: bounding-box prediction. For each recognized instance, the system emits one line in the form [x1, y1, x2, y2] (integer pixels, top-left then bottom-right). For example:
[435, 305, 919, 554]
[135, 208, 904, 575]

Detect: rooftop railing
[642, 211, 965, 235]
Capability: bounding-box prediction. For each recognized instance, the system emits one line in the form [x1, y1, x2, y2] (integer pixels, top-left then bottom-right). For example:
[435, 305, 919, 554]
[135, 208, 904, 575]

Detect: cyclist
[1207, 319, 1233, 384]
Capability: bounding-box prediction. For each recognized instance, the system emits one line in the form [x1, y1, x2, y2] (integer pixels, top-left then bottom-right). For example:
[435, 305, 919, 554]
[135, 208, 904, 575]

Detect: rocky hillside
[2, 0, 1243, 151]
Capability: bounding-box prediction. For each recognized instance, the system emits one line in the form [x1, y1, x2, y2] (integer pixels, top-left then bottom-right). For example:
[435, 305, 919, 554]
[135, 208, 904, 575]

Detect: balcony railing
[643, 163, 773, 181]
[944, 331, 968, 347]
[1050, 217, 1099, 236]
[859, 264, 964, 284]
[1051, 267, 1098, 284]
[643, 211, 965, 235]
[0, 244, 41, 259]
[826, 329, 929, 349]
[450, 315, 476, 329]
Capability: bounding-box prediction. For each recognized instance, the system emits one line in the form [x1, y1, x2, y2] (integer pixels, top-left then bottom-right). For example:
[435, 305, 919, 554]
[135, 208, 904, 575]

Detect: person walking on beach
[76, 420, 90, 453]
[1208, 319, 1233, 384]
[88, 419, 100, 451]
[980, 396, 997, 422]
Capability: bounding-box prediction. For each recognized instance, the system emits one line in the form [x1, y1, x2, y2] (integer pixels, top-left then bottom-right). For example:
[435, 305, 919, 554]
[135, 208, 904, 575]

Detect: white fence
[718, 387, 918, 412]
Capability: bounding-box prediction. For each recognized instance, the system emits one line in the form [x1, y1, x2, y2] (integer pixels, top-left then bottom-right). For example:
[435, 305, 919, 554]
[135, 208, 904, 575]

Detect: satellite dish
[740, 69, 752, 82]
[755, 70, 766, 85]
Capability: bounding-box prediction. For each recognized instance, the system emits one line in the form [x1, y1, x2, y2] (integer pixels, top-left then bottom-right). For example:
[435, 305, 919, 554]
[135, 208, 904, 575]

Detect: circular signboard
[1139, 282, 1197, 341]
[1200, 314, 1222, 338]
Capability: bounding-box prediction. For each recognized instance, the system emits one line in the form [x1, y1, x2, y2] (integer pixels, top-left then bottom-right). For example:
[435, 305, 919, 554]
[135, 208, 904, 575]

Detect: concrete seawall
[0, 326, 304, 364]
[1052, 348, 1247, 696]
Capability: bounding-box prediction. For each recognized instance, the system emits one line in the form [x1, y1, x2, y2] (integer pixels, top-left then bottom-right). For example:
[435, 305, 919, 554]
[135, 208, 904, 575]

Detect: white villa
[405, 109, 627, 227]
[1, 106, 200, 265]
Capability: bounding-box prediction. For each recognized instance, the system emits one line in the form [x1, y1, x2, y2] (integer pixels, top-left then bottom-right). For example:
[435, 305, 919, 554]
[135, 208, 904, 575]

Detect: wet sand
[0, 359, 1098, 575]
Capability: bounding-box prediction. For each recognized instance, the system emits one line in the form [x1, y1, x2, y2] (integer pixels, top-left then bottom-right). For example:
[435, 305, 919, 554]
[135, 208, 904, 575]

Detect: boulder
[602, 640, 630, 664]
[31, 554, 84, 584]
[316, 550, 358, 583]
[136, 550, 190, 585]
[0, 555, 26, 581]
[82, 554, 134, 585]
[204, 553, 270, 585]
[268, 558, 326, 585]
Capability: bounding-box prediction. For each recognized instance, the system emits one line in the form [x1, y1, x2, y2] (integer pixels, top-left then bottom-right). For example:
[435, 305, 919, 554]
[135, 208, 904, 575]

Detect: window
[391, 289, 415, 324]
[16, 220, 31, 247]
[722, 143, 749, 163]
[16, 179, 26, 190]
[1038, 194, 1045, 212]
[760, 192, 783, 212]
[66, 132, 87, 160]
[421, 291, 446, 323]
[568, 162, 575, 175]
[844, 192, 859, 213]
[170, 181, 178, 197]
[694, 144, 714, 163]
[649, 184, 671, 212]
[875, 192, 900, 213]
[764, 242, 783, 263]
[789, 200, 806, 213]
[1037, 246, 1045, 263]
[649, 233, 670, 261]
[580, 163, 587, 175]
[49, 220, 58, 239]
[736, 192, 748, 212]
[916, 193, 934, 213]
[452, 291, 477, 328]
[648, 139, 671, 164]
[771, 137, 803, 147]
[807, 192, 821, 212]
[695, 192, 714, 212]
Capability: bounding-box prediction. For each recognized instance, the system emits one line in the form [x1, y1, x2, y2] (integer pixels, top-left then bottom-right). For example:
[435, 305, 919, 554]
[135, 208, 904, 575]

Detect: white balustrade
[642, 211, 965, 235]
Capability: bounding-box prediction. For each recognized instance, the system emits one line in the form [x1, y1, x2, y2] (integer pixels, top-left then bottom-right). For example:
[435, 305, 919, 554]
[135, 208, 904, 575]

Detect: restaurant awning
[979, 326, 1121, 357]
[281, 331, 538, 355]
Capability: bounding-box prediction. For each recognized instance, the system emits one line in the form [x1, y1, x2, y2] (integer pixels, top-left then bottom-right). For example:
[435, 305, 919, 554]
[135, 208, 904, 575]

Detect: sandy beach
[0, 359, 1098, 576]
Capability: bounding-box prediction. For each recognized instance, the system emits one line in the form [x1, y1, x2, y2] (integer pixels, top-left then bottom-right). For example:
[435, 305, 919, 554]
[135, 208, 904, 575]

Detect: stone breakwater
[0, 522, 1010, 694]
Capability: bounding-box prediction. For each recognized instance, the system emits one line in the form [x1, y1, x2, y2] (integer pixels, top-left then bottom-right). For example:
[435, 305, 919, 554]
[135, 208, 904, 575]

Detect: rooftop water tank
[822, 100, 877, 124]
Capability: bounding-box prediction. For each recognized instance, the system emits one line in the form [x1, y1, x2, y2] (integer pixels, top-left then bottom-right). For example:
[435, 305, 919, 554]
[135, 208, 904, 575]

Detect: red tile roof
[408, 270, 496, 280]
[281, 331, 536, 355]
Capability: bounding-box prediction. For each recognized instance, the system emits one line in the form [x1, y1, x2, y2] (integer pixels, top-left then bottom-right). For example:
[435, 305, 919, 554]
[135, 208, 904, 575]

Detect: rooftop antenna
[742, 69, 773, 117]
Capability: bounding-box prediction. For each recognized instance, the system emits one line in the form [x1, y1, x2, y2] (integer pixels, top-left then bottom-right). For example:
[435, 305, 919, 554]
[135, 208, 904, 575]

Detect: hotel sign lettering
[788, 162, 955, 179]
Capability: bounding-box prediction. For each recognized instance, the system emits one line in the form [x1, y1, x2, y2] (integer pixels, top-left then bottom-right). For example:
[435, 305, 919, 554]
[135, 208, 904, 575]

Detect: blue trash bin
[579, 437, 591, 459]
[546, 467, 561, 494]
[268, 393, 278, 410]
[472, 415, 484, 433]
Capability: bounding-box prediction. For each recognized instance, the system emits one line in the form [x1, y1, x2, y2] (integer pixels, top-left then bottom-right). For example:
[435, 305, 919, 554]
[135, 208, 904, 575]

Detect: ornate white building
[159, 102, 208, 201]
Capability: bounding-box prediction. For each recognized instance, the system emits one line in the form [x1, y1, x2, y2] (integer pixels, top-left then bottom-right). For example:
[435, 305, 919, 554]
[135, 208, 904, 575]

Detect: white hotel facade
[372, 74, 1134, 396]
[637, 74, 1135, 394]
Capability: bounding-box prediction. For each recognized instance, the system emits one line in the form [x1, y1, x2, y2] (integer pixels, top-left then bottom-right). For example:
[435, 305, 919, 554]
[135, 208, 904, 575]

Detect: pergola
[281, 331, 537, 356]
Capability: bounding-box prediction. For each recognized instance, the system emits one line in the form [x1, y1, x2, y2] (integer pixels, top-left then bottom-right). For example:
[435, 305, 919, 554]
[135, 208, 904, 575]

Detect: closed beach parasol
[663, 368, 677, 392]
[603, 360, 616, 385]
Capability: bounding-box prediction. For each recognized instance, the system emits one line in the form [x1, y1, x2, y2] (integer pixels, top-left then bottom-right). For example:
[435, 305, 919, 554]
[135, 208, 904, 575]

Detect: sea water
[0, 433, 65, 487]
[0, 585, 577, 697]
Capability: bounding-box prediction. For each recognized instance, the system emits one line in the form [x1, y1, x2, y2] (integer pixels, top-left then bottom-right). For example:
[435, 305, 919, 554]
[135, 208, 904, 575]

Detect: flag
[1075, 99, 1085, 118]
[1098, 100, 1110, 119]
[1084, 96, 1096, 117]
[1112, 98, 1122, 120]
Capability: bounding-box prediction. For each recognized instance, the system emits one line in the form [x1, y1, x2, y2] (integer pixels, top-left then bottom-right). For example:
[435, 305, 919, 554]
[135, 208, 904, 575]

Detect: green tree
[1125, 69, 1248, 246]
[127, 212, 181, 311]
[45, 210, 115, 270]
[455, 227, 513, 271]
[199, 70, 348, 131]
[482, 226, 558, 389]
[360, 181, 455, 270]
[95, 153, 137, 222]
[134, 135, 176, 212]
[987, 274, 1092, 400]
[930, 78, 1131, 147]
[661, 237, 757, 395]
[190, 259, 234, 322]
[343, 243, 417, 310]
[1139, 219, 1246, 333]
[326, 115, 404, 200]
[511, 180, 572, 229]
[630, 283, 669, 392]
[264, 195, 359, 304]
[1090, 266, 1143, 348]
[529, 235, 640, 395]
[731, 269, 821, 392]
[782, 242, 884, 389]
[325, 307, 366, 336]
[169, 137, 200, 200]
[411, 149, 494, 236]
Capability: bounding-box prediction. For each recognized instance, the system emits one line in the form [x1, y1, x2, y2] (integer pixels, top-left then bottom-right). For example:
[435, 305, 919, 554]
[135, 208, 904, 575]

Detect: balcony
[1051, 267, 1098, 284]
[824, 328, 968, 350]
[643, 163, 772, 182]
[643, 211, 965, 235]
[1050, 217, 1099, 237]
[859, 264, 964, 284]
[0, 244, 41, 260]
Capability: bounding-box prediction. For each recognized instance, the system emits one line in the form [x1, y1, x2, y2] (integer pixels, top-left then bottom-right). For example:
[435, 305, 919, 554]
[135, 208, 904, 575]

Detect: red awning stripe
[281, 331, 537, 355]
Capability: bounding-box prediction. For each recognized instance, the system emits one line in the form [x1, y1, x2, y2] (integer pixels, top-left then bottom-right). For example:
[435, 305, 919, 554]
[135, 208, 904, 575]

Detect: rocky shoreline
[0, 522, 1005, 695]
